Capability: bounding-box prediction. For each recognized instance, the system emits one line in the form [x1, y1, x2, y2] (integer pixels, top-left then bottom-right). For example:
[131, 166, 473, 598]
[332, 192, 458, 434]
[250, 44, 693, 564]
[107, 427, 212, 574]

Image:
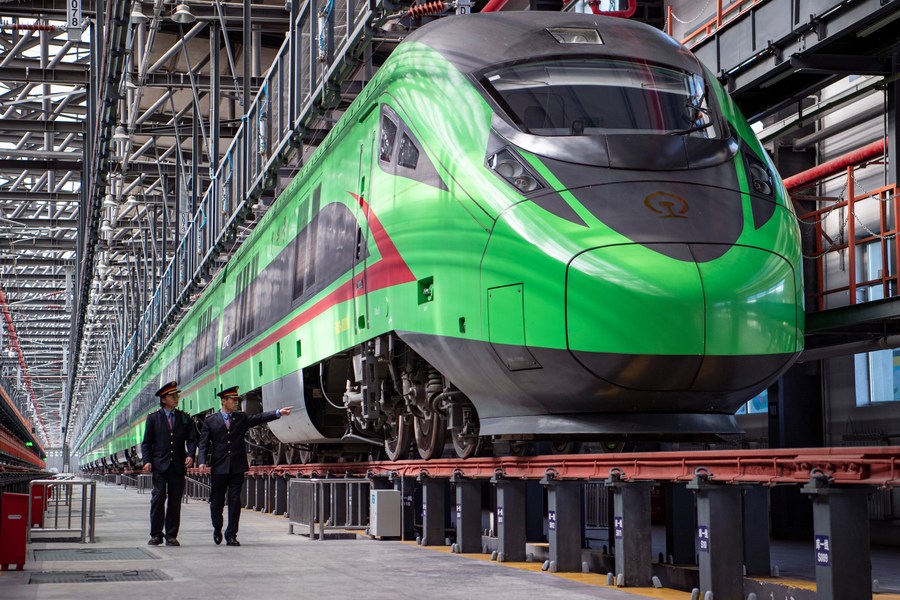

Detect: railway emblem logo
[644, 191, 688, 219]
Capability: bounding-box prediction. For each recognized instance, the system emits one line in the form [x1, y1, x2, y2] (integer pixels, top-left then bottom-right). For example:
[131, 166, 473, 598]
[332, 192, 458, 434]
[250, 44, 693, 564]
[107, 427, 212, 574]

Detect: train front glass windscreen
[482, 59, 719, 138]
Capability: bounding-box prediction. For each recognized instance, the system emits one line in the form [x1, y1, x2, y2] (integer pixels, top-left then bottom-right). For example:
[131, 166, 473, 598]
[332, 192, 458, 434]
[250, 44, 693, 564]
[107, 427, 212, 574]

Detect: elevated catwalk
[2, 480, 899, 599]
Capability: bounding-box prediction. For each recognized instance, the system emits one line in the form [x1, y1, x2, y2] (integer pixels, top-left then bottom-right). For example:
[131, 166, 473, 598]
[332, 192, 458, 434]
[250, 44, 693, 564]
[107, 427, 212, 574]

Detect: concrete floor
[0, 483, 683, 600]
[2, 482, 899, 600]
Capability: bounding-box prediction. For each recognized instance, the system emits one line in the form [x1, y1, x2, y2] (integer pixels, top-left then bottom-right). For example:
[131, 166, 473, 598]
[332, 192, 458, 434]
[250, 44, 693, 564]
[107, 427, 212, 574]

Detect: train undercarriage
[259, 333, 484, 464]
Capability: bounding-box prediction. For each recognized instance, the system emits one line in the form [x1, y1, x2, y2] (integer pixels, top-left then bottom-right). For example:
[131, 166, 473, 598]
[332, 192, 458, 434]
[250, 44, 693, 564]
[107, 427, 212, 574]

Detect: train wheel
[508, 441, 530, 456]
[549, 441, 582, 455]
[298, 445, 318, 464]
[384, 415, 411, 461]
[599, 441, 626, 453]
[450, 407, 482, 459]
[451, 430, 482, 459]
[284, 444, 303, 465]
[271, 442, 286, 466]
[414, 412, 446, 460]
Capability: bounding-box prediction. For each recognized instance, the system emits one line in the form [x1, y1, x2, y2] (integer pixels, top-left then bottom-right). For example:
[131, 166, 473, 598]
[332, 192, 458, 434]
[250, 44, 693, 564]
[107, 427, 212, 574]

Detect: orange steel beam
[0, 423, 45, 469]
[238, 447, 900, 488]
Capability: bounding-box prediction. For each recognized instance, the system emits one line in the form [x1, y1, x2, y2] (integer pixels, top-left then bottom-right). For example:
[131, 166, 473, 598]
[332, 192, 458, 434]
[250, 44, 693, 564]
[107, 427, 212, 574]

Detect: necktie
[224, 414, 230, 429]
[167, 413, 174, 430]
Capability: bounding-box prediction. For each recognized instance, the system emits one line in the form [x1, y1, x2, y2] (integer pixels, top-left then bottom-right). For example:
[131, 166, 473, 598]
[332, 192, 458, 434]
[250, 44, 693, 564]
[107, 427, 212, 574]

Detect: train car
[79, 11, 802, 468]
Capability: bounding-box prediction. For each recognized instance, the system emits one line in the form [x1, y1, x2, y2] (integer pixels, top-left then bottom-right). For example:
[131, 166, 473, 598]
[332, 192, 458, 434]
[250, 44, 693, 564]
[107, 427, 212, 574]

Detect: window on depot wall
[735, 389, 768, 415]
[854, 348, 900, 405]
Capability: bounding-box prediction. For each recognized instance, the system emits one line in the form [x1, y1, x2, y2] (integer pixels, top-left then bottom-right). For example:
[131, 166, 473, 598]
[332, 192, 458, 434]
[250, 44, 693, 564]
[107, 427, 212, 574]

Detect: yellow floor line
[405, 542, 899, 599]
[404, 542, 692, 598]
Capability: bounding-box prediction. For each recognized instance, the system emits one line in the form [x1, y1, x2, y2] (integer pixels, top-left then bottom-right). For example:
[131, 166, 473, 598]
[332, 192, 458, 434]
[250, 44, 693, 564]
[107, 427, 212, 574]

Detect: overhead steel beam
[0, 192, 79, 202]
[0, 119, 83, 134]
[790, 54, 892, 76]
[0, 240, 78, 250]
[0, 63, 88, 84]
[0, 218, 76, 228]
[0, 258, 75, 267]
[0, 159, 81, 170]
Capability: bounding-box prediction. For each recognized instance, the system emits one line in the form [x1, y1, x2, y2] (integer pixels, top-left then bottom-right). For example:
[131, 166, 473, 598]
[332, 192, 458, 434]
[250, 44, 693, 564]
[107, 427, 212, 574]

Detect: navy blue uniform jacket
[198, 411, 279, 475]
[140, 409, 198, 473]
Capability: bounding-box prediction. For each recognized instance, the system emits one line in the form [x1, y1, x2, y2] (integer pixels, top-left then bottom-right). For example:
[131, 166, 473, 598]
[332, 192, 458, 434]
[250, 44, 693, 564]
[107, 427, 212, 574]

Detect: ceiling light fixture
[172, 3, 195, 24]
[131, 1, 148, 24]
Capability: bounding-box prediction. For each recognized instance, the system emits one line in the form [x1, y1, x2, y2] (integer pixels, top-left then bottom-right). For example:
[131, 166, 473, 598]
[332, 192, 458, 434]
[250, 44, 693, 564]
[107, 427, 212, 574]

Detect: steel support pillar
[492, 477, 527, 562]
[419, 475, 446, 546]
[255, 475, 267, 511]
[450, 473, 482, 553]
[541, 475, 582, 572]
[274, 474, 288, 517]
[742, 486, 770, 576]
[606, 471, 653, 586]
[265, 474, 276, 513]
[687, 473, 744, 600]
[801, 475, 873, 600]
[665, 482, 696, 565]
[391, 475, 417, 541]
[243, 476, 252, 509]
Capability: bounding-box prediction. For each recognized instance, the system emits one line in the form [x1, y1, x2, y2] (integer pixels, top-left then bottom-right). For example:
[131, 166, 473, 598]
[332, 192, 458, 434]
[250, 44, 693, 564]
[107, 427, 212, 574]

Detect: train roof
[405, 12, 700, 75]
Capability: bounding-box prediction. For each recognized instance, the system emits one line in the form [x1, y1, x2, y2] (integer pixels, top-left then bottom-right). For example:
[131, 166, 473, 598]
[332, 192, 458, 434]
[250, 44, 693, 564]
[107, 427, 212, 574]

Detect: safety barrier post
[801, 472, 873, 600]
[606, 469, 653, 586]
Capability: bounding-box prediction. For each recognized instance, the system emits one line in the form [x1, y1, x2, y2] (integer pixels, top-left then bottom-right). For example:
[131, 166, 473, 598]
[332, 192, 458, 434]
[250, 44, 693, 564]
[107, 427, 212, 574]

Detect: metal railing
[76, 0, 386, 452]
[27, 479, 97, 544]
[288, 477, 371, 540]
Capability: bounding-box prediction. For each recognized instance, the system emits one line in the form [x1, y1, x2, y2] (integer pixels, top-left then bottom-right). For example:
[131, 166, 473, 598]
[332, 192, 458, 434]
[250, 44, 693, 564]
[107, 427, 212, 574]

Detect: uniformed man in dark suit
[198, 386, 292, 546]
[140, 380, 198, 546]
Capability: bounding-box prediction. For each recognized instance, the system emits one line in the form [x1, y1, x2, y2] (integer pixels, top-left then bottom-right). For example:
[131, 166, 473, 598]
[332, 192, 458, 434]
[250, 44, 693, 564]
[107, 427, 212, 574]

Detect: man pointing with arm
[198, 386, 292, 546]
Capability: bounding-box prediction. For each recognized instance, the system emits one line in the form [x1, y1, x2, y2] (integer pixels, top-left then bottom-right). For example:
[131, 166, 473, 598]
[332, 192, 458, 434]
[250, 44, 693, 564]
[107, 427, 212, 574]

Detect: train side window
[397, 133, 419, 169]
[380, 116, 397, 162]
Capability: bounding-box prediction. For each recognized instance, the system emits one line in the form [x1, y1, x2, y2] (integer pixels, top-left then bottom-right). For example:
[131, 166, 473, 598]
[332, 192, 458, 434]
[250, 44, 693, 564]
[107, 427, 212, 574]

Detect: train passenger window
[380, 116, 397, 162]
[397, 133, 419, 169]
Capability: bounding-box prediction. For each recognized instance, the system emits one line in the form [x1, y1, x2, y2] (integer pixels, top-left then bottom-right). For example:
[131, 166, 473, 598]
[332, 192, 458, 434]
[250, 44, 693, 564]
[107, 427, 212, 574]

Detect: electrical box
[1, 493, 28, 571]
[369, 490, 401, 538]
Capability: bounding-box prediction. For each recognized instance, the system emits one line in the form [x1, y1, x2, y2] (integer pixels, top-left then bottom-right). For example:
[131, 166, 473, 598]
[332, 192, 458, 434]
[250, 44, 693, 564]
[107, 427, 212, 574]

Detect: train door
[352, 113, 376, 336]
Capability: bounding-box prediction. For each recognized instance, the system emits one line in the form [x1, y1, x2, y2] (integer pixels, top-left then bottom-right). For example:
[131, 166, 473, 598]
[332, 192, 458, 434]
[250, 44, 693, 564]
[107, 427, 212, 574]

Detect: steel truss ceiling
[0, 1, 293, 450]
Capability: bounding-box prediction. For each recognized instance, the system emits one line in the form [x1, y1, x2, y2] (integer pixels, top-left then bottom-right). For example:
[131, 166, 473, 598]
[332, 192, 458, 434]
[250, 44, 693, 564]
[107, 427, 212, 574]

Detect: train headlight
[749, 163, 772, 196]
[488, 148, 543, 195]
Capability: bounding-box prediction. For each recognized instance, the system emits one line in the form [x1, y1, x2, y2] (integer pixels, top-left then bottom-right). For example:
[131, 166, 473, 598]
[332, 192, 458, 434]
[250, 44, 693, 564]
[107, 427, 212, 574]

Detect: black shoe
[148, 536, 163, 546]
[165, 538, 180, 546]
[225, 537, 240, 546]
[213, 531, 222, 545]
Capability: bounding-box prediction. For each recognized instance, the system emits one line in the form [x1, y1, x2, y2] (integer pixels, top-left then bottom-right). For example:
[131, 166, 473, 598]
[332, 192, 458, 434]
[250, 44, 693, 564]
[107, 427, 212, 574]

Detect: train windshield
[482, 59, 718, 137]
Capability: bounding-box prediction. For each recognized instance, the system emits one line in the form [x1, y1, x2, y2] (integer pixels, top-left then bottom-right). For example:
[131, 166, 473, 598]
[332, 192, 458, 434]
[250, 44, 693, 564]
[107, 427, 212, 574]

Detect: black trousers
[149, 466, 185, 539]
[210, 472, 245, 538]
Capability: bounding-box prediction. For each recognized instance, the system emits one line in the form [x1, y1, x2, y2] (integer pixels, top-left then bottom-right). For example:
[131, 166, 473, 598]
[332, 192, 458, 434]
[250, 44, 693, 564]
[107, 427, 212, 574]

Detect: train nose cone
[566, 244, 799, 392]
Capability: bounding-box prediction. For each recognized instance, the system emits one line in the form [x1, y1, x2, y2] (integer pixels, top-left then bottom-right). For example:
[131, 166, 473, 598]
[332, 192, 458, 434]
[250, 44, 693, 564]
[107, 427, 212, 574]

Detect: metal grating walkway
[28, 569, 170, 584]
[33, 548, 157, 562]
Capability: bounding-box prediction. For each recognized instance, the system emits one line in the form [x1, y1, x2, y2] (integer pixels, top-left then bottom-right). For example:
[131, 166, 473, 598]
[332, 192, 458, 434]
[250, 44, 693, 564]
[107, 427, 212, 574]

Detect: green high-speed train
[79, 12, 803, 469]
